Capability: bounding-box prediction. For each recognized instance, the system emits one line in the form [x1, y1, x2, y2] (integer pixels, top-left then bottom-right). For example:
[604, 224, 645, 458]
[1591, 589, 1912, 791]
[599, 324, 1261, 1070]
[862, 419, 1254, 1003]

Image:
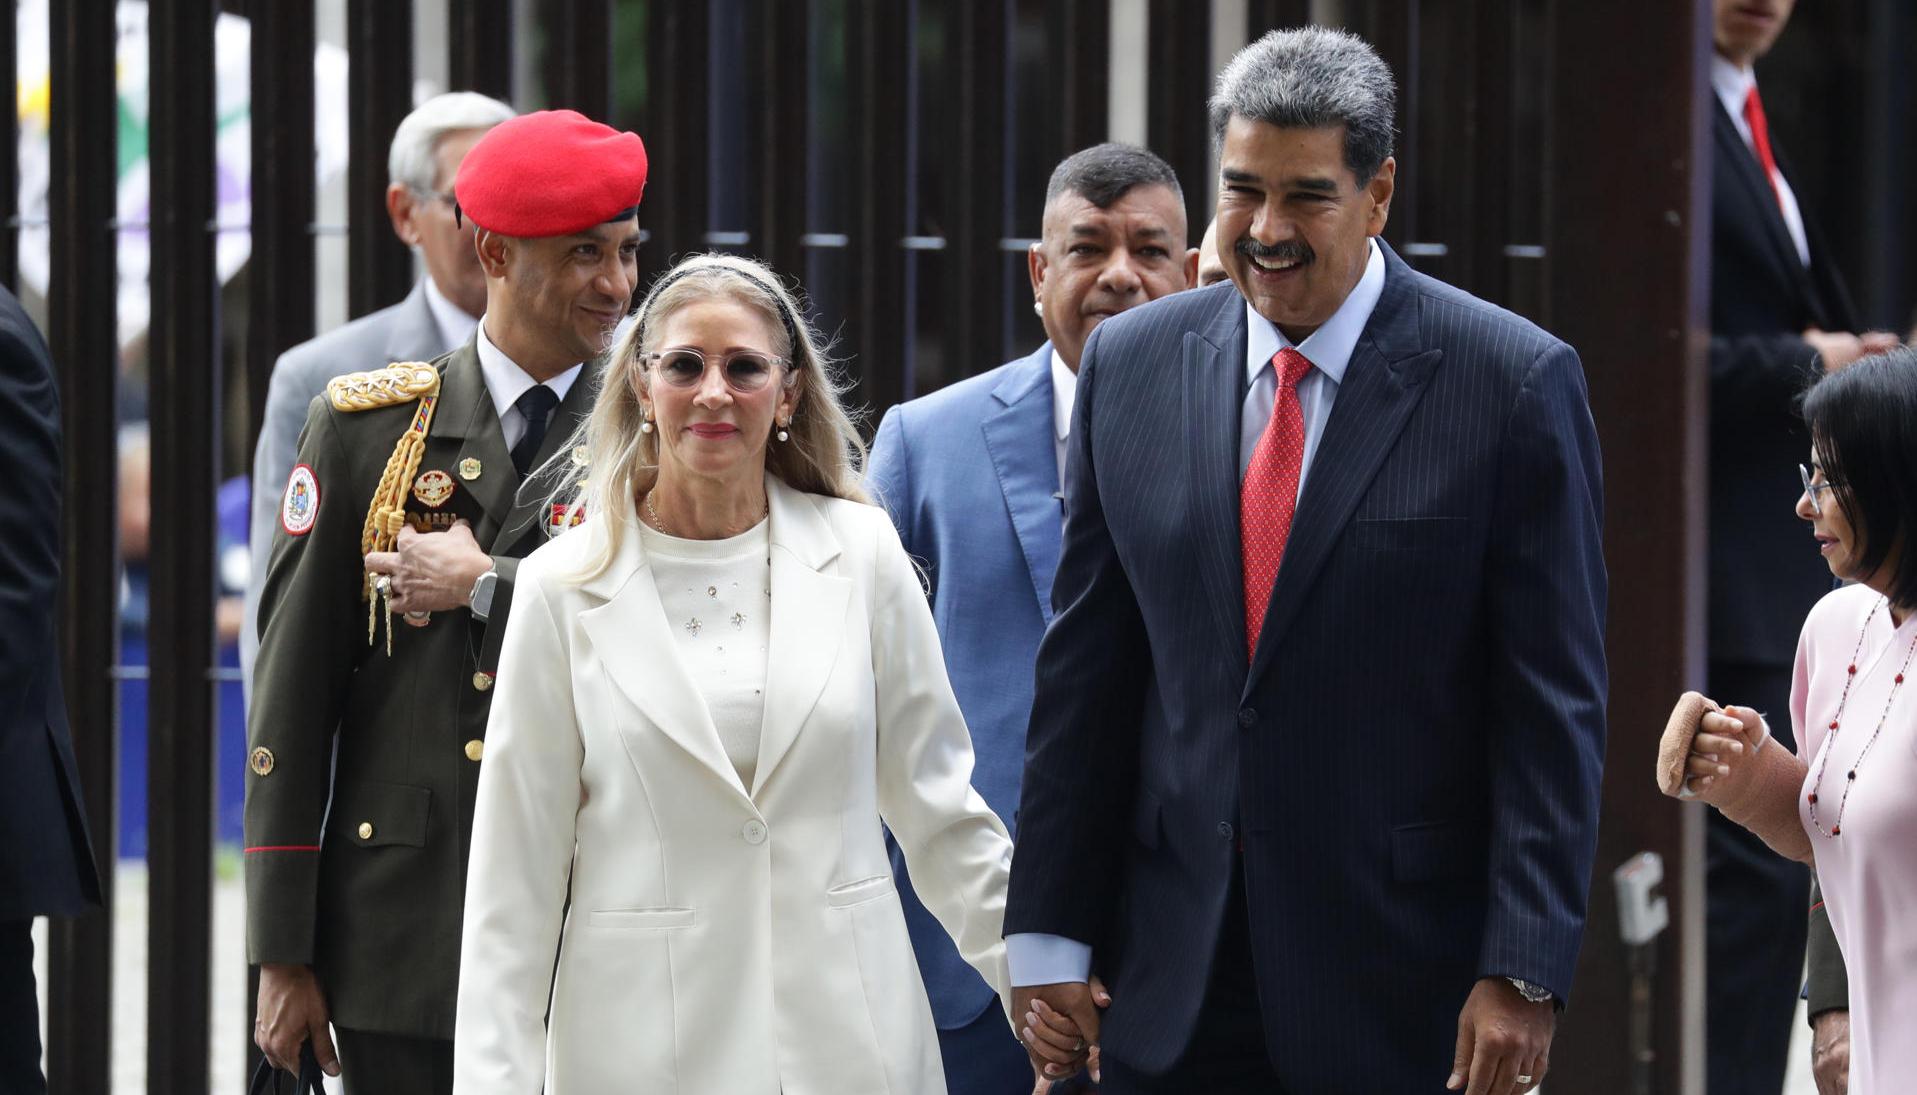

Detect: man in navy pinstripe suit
[1005, 28, 1607, 1095]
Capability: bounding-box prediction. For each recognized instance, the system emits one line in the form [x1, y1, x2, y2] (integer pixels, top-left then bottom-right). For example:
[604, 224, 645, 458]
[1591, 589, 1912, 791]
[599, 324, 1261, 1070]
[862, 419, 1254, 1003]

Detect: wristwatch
[468, 566, 499, 621]
[1507, 977, 1553, 1004]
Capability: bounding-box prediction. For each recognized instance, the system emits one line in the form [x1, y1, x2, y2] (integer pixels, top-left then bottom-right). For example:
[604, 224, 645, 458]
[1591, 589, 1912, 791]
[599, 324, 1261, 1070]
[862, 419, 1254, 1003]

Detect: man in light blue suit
[867, 144, 1196, 1094]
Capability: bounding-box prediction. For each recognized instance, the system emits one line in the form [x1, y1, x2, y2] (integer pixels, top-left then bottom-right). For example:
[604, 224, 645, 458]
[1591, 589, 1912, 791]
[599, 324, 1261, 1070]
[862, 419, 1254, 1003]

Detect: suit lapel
[1245, 244, 1442, 690]
[383, 282, 450, 364]
[1186, 294, 1253, 671]
[750, 479, 851, 798]
[979, 346, 1063, 624]
[1713, 104, 1818, 306]
[578, 530, 752, 802]
[498, 358, 604, 556]
[431, 339, 518, 536]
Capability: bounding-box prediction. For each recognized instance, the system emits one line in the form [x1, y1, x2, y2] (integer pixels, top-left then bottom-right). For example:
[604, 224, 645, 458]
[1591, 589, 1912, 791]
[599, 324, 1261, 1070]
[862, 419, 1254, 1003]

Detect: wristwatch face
[471, 570, 497, 618]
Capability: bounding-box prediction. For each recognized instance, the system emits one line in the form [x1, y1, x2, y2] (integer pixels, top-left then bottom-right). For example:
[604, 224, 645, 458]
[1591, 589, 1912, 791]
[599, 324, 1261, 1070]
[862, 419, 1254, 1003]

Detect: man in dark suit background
[1005, 26, 1607, 1095]
[0, 284, 101, 1095]
[1705, 1, 1896, 1090]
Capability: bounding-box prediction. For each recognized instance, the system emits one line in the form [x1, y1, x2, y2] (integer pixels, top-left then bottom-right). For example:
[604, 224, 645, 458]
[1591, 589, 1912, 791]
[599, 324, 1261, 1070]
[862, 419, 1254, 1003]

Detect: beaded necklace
[1806, 597, 1917, 838]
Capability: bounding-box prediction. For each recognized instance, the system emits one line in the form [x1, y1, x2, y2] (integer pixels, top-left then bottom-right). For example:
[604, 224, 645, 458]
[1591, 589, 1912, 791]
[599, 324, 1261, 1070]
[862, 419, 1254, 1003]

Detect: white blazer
[454, 476, 1015, 1094]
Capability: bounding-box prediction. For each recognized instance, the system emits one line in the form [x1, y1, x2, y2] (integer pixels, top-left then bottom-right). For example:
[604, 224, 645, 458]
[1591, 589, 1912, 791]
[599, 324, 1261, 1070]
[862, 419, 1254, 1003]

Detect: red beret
[454, 110, 648, 237]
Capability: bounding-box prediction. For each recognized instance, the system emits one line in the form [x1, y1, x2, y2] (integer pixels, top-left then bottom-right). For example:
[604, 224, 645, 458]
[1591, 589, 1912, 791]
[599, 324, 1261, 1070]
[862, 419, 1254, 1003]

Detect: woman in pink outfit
[1664, 348, 1917, 1093]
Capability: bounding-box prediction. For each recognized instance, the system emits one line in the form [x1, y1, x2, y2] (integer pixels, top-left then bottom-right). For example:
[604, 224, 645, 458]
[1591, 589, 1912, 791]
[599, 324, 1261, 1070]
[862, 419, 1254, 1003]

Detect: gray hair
[1208, 27, 1396, 183]
[387, 91, 516, 192]
[1045, 143, 1184, 211]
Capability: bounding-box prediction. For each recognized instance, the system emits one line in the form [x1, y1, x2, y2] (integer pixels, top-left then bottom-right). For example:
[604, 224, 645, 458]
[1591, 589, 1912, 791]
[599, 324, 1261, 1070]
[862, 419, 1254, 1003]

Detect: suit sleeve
[1477, 342, 1609, 1002]
[1805, 878, 1848, 1019]
[1709, 331, 1821, 410]
[868, 514, 1015, 1016]
[243, 356, 324, 690]
[454, 567, 582, 1093]
[0, 311, 60, 711]
[244, 400, 365, 965]
[1003, 332, 1149, 948]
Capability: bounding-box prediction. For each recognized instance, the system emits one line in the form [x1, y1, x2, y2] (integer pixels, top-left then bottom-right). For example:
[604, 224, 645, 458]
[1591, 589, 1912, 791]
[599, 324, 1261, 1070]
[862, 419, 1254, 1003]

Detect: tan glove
[1657, 692, 1813, 864]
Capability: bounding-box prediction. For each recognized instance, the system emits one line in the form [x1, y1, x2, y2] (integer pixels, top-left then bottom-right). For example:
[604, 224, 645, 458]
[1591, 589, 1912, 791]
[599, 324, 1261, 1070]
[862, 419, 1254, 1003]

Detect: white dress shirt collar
[1049, 347, 1077, 483]
[1245, 236, 1386, 385]
[421, 276, 481, 354]
[475, 317, 583, 422]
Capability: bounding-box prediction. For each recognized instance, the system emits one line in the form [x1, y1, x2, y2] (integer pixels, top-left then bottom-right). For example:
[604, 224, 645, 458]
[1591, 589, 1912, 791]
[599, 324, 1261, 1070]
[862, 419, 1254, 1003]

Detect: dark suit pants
[0, 920, 46, 1095]
[1100, 864, 1284, 1095]
[335, 1028, 452, 1095]
[1706, 661, 1810, 1095]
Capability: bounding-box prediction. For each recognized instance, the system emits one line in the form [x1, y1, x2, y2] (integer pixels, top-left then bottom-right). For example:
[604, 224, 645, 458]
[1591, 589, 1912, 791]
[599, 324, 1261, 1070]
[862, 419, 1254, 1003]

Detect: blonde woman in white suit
[453, 254, 1047, 1094]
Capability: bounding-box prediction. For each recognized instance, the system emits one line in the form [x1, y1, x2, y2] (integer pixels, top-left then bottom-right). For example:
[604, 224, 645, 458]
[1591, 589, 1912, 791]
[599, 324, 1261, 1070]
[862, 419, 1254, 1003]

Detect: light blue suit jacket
[866, 343, 1060, 1031]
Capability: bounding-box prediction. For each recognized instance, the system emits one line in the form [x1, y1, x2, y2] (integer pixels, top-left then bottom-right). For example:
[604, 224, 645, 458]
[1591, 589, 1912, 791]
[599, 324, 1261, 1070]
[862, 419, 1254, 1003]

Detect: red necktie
[1742, 85, 1785, 215]
[1241, 347, 1313, 657]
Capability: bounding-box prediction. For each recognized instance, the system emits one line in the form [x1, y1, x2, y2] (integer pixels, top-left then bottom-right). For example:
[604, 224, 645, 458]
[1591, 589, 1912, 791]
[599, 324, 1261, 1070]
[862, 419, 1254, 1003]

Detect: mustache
[1236, 238, 1314, 265]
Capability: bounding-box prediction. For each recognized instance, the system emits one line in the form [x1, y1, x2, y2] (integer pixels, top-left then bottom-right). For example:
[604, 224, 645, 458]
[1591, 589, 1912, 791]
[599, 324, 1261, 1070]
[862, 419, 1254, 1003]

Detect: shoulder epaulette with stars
[326, 362, 441, 413]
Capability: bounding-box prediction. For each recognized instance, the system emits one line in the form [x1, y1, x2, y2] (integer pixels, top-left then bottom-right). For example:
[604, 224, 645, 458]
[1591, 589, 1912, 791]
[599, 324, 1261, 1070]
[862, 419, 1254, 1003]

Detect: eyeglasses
[642, 349, 787, 393]
[1800, 463, 1841, 516]
[410, 187, 457, 207]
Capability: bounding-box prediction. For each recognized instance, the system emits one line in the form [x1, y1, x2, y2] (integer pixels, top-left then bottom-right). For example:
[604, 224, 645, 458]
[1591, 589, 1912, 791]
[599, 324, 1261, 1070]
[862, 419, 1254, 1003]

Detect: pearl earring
[1032, 300, 1043, 318]
[777, 420, 790, 443]
[640, 410, 653, 434]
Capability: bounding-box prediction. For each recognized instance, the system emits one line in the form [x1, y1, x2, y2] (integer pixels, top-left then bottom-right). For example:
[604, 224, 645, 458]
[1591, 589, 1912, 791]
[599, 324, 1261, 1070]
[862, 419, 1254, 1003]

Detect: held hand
[1448, 977, 1553, 1094]
[255, 963, 339, 1077]
[364, 520, 491, 617]
[1683, 705, 1767, 799]
[1860, 330, 1903, 356]
[1812, 1009, 1850, 1095]
[1805, 328, 1869, 373]
[1015, 977, 1111, 1084]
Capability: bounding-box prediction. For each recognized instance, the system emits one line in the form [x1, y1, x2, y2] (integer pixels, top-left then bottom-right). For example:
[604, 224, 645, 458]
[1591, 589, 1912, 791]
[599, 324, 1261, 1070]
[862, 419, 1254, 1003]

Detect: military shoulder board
[326, 362, 441, 413]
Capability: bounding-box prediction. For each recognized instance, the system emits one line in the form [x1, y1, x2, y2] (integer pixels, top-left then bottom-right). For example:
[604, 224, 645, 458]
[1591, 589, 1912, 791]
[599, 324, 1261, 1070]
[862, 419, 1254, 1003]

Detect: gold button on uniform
[459, 457, 483, 481]
[464, 739, 484, 762]
[472, 671, 493, 692]
[249, 747, 276, 776]
[357, 822, 374, 841]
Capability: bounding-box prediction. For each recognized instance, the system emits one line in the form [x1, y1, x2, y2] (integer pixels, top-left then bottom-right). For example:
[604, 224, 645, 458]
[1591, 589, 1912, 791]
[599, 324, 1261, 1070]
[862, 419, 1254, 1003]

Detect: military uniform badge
[412, 469, 455, 508]
[549, 502, 587, 534]
[281, 464, 319, 535]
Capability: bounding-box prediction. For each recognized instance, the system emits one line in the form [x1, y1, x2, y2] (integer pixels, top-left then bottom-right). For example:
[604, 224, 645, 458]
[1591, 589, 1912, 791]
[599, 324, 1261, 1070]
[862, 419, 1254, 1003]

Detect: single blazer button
[741, 819, 768, 845]
[1236, 708, 1257, 729]
[1217, 821, 1235, 840]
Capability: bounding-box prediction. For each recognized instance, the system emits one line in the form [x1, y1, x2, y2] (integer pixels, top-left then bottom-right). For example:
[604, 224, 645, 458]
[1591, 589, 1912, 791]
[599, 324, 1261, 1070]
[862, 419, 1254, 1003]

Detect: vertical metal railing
[346, 0, 415, 319]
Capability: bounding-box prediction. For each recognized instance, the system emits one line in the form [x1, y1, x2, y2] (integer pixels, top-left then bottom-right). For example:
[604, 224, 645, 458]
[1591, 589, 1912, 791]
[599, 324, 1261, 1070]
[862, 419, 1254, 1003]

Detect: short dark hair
[1801, 346, 1917, 608]
[1044, 142, 1183, 211]
[1209, 26, 1396, 183]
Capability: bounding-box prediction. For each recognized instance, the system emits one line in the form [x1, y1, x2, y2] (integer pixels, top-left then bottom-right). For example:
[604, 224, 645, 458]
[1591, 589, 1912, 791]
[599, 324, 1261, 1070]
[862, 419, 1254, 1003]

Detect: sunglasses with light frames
[642, 349, 789, 394]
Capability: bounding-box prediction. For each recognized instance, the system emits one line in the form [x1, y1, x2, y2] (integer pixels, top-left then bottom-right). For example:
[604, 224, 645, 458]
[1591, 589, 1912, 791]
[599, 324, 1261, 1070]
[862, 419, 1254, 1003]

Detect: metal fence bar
[1147, 0, 1215, 239]
[637, 0, 711, 287]
[846, 0, 911, 412]
[0, 3, 15, 292]
[44, 1, 120, 1089]
[145, 0, 221, 1090]
[752, 0, 809, 282]
[538, 0, 612, 117]
[949, 0, 1011, 381]
[1047, 0, 1109, 157]
[451, 0, 516, 102]
[249, 0, 318, 466]
[346, 0, 415, 319]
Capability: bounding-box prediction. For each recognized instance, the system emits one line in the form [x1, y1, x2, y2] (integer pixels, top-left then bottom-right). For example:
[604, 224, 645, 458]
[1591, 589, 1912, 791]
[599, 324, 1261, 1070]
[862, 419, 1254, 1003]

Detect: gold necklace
[1807, 597, 1917, 837]
[642, 490, 768, 539]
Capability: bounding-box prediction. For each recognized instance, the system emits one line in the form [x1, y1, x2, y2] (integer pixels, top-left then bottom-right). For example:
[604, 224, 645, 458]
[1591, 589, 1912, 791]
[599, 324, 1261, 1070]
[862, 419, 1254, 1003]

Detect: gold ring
[1516, 1076, 1533, 1086]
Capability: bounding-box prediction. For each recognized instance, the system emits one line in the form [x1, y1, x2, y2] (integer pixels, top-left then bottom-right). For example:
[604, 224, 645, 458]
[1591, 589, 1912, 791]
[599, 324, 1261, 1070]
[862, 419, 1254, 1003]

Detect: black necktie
[511, 385, 561, 477]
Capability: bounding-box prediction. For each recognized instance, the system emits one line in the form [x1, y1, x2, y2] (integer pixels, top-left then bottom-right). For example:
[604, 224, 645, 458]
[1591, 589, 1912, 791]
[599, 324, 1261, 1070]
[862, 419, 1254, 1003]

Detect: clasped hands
[1015, 975, 1552, 1093]
[363, 520, 492, 626]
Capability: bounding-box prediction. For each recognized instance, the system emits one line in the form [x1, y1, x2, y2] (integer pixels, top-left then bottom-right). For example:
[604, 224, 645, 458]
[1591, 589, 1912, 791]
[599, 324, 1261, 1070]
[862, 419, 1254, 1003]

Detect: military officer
[246, 110, 648, 1094]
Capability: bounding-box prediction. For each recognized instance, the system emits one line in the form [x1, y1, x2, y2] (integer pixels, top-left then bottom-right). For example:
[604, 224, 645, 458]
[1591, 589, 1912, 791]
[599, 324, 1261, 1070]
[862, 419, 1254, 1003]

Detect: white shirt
[421, 276, 481, 354]
[1005, 236, 1389, 990]
[1711, 54, 1811, 269]
[638, 518, 772, 789]
[1049, 348, 1077, 483]
[475, 317, 585, 451]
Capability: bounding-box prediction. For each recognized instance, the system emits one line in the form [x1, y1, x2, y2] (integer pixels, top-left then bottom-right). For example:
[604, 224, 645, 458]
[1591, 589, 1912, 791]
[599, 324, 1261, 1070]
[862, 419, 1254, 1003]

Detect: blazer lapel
[430, 338, 518, 534]
[1713, 104, 1815, 303]
[750, 479, 852, 798]
[578, 521, 752, 802]
[1185, 293, 1253, 671]
[979, 345, 1063, 624]
[1245, 244, 1441, 691]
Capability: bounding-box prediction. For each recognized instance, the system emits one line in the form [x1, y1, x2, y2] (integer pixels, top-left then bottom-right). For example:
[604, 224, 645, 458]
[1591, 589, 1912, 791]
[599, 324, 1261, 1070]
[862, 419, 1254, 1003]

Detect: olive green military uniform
[245, 339, 600, 1053]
